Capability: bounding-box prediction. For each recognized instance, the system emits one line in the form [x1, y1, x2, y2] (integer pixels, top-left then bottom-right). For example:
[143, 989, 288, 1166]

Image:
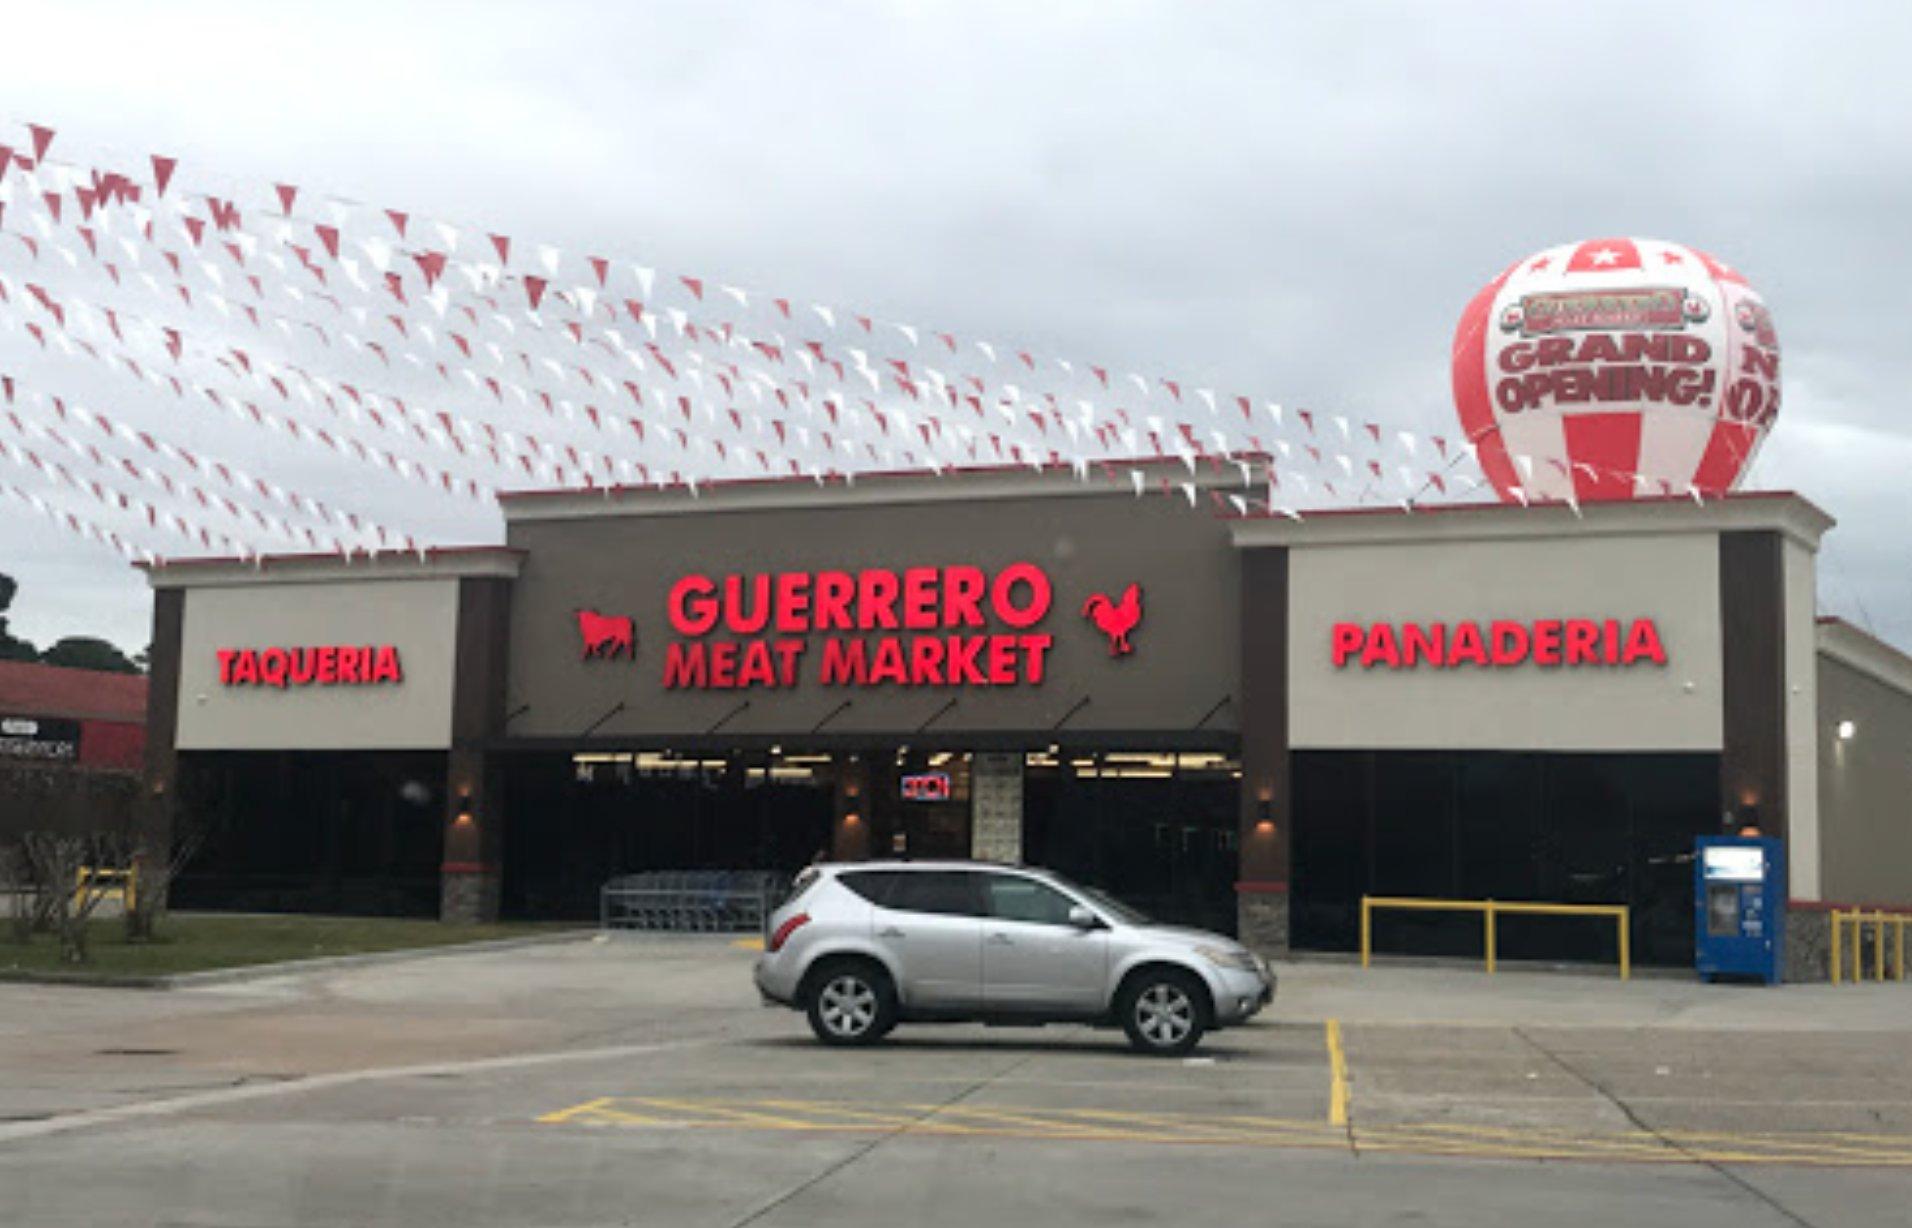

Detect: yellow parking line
[934, 1104, 1151, 1140]
[536, 1094, 1912, 1168]
[754, 1099, 921, 1129]
[1325, 1019, 1349, 1128]
[534, 1096, 616, 1125]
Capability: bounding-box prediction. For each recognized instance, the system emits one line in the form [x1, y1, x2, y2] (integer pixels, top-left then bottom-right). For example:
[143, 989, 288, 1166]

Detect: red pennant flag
[680, 276, 704, 300]
[490, 234, 511, 264]
[0, 146, 12, 180]
[524, 275, 548, 310]
[41, 192, 61, 223]
[151, 155, 177, 196]
[413, 250, 447, 287]
[314, 224, 341, 260]
[385, 208, 409, 237]
[588, 256, 609, 286]
[273, 184, 298, 215]
[26, 125, 53, 162]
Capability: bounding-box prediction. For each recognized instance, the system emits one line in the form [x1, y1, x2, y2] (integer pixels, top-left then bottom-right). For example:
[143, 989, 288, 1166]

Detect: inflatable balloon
[1452, 238, 1780, 503]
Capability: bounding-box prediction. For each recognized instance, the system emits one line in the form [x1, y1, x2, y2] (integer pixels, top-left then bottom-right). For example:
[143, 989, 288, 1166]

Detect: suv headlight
[1195, 944, 1259, 973]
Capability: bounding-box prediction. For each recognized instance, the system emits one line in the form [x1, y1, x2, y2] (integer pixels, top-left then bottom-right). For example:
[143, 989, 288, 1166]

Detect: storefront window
[1023, 749, 1240, 935]
[1291, 750, 1720, 965]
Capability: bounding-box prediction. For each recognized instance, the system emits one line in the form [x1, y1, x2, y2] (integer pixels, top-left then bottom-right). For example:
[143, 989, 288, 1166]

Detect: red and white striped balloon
[1452, 238, 1780, 503]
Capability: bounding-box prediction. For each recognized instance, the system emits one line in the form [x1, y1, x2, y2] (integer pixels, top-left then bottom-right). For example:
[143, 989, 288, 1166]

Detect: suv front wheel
[805, 959, 897, 1046]
[1118, 968, 1208, 1056]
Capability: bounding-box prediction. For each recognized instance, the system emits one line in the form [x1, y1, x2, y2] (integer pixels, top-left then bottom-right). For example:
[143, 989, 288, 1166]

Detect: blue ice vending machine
[1694, 835, 1785, 984]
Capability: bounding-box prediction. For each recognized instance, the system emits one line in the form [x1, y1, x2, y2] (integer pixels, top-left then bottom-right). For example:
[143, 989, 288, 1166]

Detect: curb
[0, 928, 597, 991]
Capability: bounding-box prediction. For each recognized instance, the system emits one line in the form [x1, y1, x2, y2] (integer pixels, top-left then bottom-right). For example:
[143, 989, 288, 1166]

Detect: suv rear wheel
[805, 960, 897, 1046]
[1118, 967, 1208, 1056]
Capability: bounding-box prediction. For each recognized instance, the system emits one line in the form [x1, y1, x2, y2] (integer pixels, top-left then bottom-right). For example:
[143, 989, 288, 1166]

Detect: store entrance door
[869, 753, 972, 859]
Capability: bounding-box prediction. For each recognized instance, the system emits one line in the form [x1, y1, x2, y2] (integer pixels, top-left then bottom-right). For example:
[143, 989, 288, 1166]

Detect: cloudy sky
[0, 1, 1907, 654]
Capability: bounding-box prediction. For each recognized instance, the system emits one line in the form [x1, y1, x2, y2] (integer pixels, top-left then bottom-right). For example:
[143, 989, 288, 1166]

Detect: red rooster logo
[575, 608, 636, 660]
[1081, 583, 1143, 657]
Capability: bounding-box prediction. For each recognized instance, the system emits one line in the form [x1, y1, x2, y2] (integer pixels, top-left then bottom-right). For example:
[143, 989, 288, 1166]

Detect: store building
[139, 464, 1912, 975]
[0, 660, 148, 840]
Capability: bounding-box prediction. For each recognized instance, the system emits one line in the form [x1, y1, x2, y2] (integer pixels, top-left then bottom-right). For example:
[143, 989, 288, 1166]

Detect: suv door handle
[878, 926, 906, 938]
[987, 931, 1013, 945]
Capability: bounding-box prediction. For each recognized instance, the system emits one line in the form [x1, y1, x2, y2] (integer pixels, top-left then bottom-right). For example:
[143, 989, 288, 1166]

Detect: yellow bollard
[1360, 897, 1372, 969]
[1484, 902, 1498, 976]
[1618, 915, 1631, 982]
[1898, 917, 1906, 982]
[1851, 913, 1863, 986]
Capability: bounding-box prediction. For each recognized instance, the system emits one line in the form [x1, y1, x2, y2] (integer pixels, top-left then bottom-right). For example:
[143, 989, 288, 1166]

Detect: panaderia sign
[1330, 617, 1667, 670]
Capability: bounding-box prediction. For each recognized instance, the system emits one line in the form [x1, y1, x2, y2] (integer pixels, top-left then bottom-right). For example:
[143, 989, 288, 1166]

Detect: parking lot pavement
[1, 934, 1911, 1226]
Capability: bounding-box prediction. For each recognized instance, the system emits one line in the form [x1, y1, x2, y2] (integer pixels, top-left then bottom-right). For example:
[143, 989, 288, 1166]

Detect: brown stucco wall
[1817, 652, 1912, 905]
[502, 487, 1241, 743]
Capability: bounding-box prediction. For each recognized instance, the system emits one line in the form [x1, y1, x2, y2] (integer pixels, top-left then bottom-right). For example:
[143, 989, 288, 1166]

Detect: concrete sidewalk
[1271, 955, 1911, 1030]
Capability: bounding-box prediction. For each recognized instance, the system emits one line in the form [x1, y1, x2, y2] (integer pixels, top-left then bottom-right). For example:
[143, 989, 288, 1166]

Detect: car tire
[1118, 967, 1208, 1056]
[804, 959, 896, 1047]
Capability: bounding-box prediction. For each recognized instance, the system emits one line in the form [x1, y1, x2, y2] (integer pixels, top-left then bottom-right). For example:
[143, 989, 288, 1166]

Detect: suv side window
[837, 870, 907, 907]
[884, 871, 985, 917]
[983, 874, 1080, 926]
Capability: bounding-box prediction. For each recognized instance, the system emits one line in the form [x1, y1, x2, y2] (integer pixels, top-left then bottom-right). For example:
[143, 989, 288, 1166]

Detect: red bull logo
[575, 609, 636, 660]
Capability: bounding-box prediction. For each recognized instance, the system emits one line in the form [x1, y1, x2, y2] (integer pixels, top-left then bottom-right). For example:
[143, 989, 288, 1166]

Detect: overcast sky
[0, 1, 1907, 654]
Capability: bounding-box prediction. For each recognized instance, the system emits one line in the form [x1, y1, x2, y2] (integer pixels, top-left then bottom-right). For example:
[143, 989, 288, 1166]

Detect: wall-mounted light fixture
[1837, 719, 1857, 741]
[454, 790, 475, 825]
[1255, 782, 1276, 834]
[841, 811, 860, 826]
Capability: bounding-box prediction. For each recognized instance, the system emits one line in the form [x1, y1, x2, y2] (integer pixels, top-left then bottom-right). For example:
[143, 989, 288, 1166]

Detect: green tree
[0, 573, 37, 662]
[38, 636, 140, 675]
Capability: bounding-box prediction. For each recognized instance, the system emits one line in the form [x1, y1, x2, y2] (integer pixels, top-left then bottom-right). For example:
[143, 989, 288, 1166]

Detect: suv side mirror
[1067, 905, 1100, 930]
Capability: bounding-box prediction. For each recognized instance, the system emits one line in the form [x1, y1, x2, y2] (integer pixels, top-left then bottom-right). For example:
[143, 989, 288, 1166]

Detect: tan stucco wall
[1817, 652, 1912, 905]
[175, 579, 460, 751]
[1783, 538, 1822, 898]
[1287, 533, 1724, 751]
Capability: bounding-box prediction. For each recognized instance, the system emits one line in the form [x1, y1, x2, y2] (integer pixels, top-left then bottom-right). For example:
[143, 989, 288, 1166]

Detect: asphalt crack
[1512, 1027, 1817, 1228]
[722, 1049, 1041, 1228]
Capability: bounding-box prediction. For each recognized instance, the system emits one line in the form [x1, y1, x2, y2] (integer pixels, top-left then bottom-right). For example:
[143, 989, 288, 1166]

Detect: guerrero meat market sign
[663, 564, 1058, 690]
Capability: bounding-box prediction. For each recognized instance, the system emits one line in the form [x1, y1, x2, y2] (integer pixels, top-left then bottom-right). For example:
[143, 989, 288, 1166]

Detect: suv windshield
[1076, 883, 1151, 926]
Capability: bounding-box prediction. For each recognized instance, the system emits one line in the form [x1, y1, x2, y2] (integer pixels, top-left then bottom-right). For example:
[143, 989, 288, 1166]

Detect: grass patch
[0, 913, 571, 978]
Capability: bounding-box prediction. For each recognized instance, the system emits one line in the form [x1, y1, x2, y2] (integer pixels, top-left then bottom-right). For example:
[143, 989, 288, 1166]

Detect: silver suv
[753, 861, 1274, 1055]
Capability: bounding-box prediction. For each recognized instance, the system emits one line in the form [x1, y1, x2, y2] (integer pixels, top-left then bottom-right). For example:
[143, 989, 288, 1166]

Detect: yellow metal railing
[1829, 909, 1910, 984]
[1360, 895, 1631, 981]
[73, 864, 137, 912]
